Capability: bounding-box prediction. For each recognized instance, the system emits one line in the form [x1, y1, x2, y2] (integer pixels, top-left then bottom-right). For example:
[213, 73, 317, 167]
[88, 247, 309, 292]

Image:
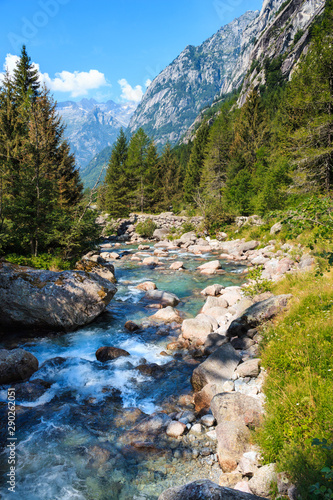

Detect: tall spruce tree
[127, 128, 150, 212]
[103, 128, 129, 217]
[183, 123, 209, 203]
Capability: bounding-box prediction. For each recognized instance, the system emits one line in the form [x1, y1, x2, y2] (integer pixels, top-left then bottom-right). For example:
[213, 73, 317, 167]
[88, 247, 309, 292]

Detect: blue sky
[0, 0, 263, 104]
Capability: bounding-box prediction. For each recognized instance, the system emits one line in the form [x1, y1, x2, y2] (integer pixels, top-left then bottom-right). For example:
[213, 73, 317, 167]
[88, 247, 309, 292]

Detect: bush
[181, 221, 195, 233]
[135, 219, 157, 238]
[243, 265, 273, 297]
[5, 253, 73, 271]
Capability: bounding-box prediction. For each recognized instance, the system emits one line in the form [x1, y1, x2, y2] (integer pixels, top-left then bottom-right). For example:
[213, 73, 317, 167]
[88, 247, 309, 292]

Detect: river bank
[0, 232, 316, 499]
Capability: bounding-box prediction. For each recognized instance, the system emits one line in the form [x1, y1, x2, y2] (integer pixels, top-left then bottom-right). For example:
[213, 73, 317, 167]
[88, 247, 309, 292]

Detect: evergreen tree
[145, 140, 161, 212]
[281, 8, 333, 193]
[103, 128, 129, 217]
[13, 45, 39, 102]
[127, 128, 150, 212]
[183, 123, 209, 203]
[159, 142, 180, 210]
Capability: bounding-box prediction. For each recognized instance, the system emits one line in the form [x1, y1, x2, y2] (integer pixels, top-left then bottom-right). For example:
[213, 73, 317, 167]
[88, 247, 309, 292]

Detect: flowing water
[0, 245, 246, 500]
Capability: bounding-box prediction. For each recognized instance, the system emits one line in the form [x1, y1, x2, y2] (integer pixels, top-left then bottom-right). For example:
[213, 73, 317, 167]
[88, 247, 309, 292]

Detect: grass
[5, 253, 74, 271]
[257, 271, 333, 498]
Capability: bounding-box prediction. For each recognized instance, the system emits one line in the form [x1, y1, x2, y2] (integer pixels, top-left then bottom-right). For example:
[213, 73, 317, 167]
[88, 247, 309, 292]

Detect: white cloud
[42, 69, 108, 98]
[118, 78, 144, 103]
[0, 53, 109, 98]
[145, 78, 152, 88]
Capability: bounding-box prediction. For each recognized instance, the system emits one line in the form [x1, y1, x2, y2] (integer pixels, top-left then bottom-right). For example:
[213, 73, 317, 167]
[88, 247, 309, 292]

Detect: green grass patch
[257, 271, 333, 498]
[5, 253, 74, 271]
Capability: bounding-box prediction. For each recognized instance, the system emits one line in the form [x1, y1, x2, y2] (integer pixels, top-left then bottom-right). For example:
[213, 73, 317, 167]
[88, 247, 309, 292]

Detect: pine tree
[281, 9, 333, 193]
[159, 142, 180, 211]
[103, 128, 129, 217]
[145, 140, 161, 212]
[13, 45, 39, 102]
[127, 128, 150, 212]
[183, 123, 210, 203]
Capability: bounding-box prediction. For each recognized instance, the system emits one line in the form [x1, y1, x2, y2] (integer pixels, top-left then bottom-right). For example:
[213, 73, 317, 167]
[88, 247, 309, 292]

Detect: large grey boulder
[158, 479, 269, 499]
[0, 349, 39, 384]
[153, 228, 170, 241]
[211, 392, 263, 429]
[227, 295, 291, 337]
[248, 464, 277, 498]
[191, 344, 241, 392]
[0, 261, 117, 331]
[182, 314, 218, 345]
[75, 259, 116, 283]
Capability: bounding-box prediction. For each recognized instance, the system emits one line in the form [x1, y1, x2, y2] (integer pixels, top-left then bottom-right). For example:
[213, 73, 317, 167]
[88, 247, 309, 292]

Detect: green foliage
[135, 219, 157, 238]
[181, 221, 195, 233]
[5, 253, 73, 271]
[309, 440, 333, 499]
[293, 29, 305, 45]
[257, 272, 333, 499]
[243, 265, 273, 297]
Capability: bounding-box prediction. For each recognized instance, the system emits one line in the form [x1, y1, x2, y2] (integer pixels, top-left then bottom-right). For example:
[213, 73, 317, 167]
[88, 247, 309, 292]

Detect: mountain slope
[80, 145, 112, 189]
[57, 98, 136, 169]
[128, 10, 260, 146]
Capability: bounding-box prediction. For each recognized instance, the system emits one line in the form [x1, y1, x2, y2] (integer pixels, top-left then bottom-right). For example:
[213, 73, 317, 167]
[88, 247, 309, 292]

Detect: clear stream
[0, 245, 246, 500]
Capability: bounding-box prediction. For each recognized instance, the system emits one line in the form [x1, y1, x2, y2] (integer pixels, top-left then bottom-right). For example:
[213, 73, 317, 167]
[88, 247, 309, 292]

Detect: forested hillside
[100, 0, 333, 232]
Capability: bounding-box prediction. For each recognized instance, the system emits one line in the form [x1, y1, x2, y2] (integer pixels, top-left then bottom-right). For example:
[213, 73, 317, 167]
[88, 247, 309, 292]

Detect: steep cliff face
[237, 0, 326, 105]
[128, 10, 260, 146]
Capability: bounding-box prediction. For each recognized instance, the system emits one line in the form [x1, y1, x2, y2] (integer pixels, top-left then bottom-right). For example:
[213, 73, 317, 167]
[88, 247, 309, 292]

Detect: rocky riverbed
[0, 233, 312, 499]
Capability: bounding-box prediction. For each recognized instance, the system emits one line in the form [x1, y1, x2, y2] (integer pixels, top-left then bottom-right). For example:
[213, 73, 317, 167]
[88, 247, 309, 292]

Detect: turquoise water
[0, 245, 246, 499]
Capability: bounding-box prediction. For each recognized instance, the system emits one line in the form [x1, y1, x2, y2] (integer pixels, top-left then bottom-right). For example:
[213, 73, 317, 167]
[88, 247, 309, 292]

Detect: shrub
[5, 253, 72, 271]
[243, 265, 273, 297]
[181, 221, 195, 233]
[135, 219, 157, 238]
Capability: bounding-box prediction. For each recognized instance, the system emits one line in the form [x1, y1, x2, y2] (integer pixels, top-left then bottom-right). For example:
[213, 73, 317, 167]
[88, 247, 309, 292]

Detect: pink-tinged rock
[181, 314, 218, 345]
[136, 281, 157, 291]
[202, 296, 229, 313]
[142, 256, 160, 266]
[201, 284, 225, 296]
[169, 261, 185, 270]
[149, 306, 182, 324]
[211, 392, 263, 428]
[216, 420, 251, 472]
[197, 260, 222, 271]
[236, 359, 261, 378]
[166, 420, 187, 438]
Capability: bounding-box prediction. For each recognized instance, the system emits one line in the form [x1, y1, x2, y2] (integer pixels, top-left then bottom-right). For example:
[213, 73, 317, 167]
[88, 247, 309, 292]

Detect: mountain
[128, 2, 286, 146]
[57, 98, 137, 169]
[80, 145, 113, 189]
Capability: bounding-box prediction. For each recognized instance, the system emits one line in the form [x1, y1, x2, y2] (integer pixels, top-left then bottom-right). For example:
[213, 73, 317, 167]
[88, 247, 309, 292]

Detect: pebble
[201, 414, 216, 427]
[190, 423, 204, 435]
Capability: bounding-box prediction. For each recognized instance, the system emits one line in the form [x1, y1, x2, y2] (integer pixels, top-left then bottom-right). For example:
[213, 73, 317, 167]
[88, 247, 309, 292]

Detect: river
[0, 244, 246, 500]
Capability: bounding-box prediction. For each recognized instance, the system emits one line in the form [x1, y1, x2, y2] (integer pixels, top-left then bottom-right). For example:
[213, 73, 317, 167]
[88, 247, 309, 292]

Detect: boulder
[0, 349, 39, 384]
[194, 383, 220, 412]
[270, 222, 283, 235]
[75, 259, 116, 283]
[153, 228, 170, 241]
[182, 314, 218, 345]
[136, 363, 165, 378]
[144, 290, 180, 307]
[227, 295, 291, 337]
[236, 359, 261, 378]
[191, 344, 241, 392]
[202, 296, 229, 313]
[136, 281, 157, 291]
[180, 231, 197, 243]
[124, 320, 140, 332]
[216, 421, 251, 472]
[197, 260, 222, 272]
[0, 262, 117, 331]
[138, 245, 150, 250]
[248, 464, 277, 498]
[142, 256, 160, 266]
[96, 346, 130, 362]
[211, 392, 263, 428]
[201, 284, 225, 296]
[158, 479, 269, 500]
[133, 412, 171, 435]
[222, 289, 242, 307]
[169, 261, 185, 270]
[148, 306, 182, 324]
